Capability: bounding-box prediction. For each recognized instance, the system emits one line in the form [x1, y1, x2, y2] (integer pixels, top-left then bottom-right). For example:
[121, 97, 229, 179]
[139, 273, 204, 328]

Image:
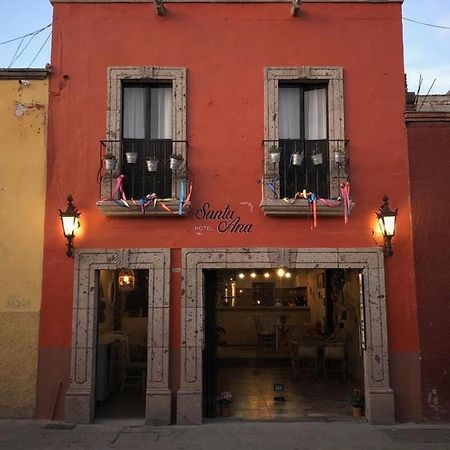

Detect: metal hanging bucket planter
[146, 159, 159, 172]
[270, 150, 281, 164]
[292, 152, 304, 166]
[170, 155, 183, 171]
[333, 151, 345, 164]
[104, 157, 117, 171]
[126, 152, 138, 164]
[311, 153, 323, 166]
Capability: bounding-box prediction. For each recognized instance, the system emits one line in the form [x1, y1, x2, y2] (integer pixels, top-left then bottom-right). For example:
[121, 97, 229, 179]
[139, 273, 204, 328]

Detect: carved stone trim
[179, 247, 394, 425]
[102, 66, 187, 207]
[65, 248, 171, 425]
[263, 66, 347, 204]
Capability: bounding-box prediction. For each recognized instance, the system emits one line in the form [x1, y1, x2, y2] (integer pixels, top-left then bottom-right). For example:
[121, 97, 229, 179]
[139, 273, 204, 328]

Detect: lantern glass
[383, 215, 396, 237]
[61, 215, 79, 238]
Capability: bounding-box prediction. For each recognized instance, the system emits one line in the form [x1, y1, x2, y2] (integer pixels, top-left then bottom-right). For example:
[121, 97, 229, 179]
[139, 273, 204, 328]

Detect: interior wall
[307, 270, 326, 329]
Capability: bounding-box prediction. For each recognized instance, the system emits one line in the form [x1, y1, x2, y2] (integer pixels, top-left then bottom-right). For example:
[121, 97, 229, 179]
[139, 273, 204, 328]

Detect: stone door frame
[178, 247, 395, 425]
[65, 248, 171, 425]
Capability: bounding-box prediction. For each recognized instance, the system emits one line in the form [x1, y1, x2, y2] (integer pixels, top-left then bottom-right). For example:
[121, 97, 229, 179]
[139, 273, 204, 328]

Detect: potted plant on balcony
[126, 151, 138, 164]
[217, 391, 233, 417]
[269, 146, 281, 164]
[169, 154, 184, 171]
[104, 153, 117, 171]
[146, 157, 159, 172]
[348, 389, 364, 417]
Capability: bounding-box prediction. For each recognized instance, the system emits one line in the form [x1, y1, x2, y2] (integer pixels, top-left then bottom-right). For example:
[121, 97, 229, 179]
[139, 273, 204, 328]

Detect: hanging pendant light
[118, 269, 136, 290]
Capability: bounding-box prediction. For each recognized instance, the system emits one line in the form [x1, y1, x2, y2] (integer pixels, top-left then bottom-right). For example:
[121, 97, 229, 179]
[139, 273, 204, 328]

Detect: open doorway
[203, 268, 365, 420]
[95, 269, 148, 420]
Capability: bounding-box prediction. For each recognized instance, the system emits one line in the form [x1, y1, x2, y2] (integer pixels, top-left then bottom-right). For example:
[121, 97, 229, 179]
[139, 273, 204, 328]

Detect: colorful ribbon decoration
[99, 174, 193, 215]
[282, 184, 352, 227]
[340, 182, 351, 224]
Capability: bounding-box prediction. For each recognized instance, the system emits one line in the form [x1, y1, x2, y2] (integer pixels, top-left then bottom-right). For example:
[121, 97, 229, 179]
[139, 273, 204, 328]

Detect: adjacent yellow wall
[0, 76, 47, 418]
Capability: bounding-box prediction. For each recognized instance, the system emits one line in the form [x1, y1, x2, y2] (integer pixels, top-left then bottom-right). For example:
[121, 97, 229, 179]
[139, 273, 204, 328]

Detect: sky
[0, 0, 449, 94]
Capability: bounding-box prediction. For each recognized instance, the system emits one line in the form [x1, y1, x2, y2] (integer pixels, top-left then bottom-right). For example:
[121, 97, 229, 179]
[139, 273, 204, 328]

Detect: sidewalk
[1, 419, 450, 450]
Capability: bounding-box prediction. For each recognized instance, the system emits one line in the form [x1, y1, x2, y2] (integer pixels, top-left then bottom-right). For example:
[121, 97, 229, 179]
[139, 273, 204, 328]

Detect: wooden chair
[121, 342, 147, 394]
[253, 315, 276, 353]
[297, 344, 319, 377]
[323, 343, 346, 380]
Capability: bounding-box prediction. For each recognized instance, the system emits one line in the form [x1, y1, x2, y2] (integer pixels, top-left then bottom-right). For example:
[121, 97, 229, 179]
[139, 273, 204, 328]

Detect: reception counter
[217, 307, 311, 347]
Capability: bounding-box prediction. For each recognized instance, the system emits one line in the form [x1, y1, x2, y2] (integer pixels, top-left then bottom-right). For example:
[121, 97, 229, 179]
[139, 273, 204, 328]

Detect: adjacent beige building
[0, 69, 48, 418]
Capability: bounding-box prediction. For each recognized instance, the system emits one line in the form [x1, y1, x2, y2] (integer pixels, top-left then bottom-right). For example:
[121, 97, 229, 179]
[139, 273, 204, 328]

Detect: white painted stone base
[146, 391, 172, 425]
[366, 387, 395, 424]
[64, 391, 93, 424]
[177, 391, 202, 425]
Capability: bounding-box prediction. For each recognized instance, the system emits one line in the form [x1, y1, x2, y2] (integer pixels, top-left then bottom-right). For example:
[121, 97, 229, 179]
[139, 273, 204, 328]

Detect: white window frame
[262, 66, 347, 216]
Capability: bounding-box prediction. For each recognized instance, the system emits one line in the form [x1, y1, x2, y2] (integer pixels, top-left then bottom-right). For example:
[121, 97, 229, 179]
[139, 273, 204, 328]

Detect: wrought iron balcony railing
[97, 139, 189, 216]
[263, 139, 349, 200]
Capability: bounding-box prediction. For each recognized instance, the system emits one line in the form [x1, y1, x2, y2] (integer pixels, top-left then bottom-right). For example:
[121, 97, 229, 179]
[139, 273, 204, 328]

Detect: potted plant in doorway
[348, 388, 364, 417]
[217, 391, 233, 417]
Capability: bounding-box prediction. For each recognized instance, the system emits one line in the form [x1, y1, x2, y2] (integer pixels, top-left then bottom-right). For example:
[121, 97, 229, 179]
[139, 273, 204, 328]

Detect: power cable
[27, 30, 52, 68]
[403, 16, 450, 30]
[0, 24, 51, 47]
[8, 33, 38, 68]
[7, 37, 25, 68]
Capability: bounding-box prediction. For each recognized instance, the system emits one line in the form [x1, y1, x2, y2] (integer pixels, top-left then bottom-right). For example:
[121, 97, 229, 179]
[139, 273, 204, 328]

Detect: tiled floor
[217, 364, 358, 421]
[95, 391, 146, 419]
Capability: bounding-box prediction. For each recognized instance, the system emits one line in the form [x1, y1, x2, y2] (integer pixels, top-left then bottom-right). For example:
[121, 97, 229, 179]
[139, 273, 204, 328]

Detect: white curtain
[279, 87, 301, 139]
[151, 87, 172, 139]
[305, 87, 327, 140]
[123, 87, 146, 139]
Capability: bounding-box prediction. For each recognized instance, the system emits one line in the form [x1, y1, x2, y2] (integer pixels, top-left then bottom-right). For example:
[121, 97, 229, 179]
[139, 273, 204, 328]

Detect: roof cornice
[0, 68, 49, 80]
[50, 0, 403, 4]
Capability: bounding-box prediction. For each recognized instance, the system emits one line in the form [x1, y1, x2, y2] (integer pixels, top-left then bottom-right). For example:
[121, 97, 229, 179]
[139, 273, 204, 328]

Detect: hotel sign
[194, 203, 253, 233]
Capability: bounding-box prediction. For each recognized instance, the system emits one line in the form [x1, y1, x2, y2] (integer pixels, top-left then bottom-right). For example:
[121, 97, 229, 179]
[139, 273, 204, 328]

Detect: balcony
[260, 139, 352, 217]
[96, 139, 190, 216]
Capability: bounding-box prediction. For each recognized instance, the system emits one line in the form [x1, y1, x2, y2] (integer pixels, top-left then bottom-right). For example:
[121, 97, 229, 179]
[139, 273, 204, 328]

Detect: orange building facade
[37, 0, 420, 425]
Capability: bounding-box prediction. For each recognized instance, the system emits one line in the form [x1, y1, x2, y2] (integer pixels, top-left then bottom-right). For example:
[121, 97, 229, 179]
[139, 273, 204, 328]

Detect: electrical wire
[0, 24, 51, 47]
[403, 16, 450, 30]
[8, 33, 38, 68]
[27, 30, 52, 68]
[7, 37, 25, 68]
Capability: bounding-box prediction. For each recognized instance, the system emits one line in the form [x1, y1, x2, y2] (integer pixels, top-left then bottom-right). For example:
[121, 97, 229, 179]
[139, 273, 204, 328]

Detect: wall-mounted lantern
[59, 194, 80, 258]
[376, 195, 398, 257]
[118, 269, 136, 291]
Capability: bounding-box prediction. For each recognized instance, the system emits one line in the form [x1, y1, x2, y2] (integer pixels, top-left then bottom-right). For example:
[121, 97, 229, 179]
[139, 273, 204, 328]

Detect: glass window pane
[150, 86, 172, 139]
[123, 87, 146, 139]
[305, 87, 327, 140]
[279, 87, 301, 139]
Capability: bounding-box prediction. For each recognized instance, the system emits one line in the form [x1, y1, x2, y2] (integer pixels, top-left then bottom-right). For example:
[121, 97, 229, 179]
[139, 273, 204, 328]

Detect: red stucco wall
[408, 119, 450, 420]
[37, 2, 419, 420]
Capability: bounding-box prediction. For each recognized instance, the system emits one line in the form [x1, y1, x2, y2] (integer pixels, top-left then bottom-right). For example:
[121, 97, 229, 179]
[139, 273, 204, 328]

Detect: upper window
[98, 67, 187, 216]
[262, 67, 348, 216]
[122, 83, 173, 199]
[278, 83, 329, 199]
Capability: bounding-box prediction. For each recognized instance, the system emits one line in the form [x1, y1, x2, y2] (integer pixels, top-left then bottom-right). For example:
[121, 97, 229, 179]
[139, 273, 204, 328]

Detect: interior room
[207, 268, 365, 420]
[94, 269, 149, 420]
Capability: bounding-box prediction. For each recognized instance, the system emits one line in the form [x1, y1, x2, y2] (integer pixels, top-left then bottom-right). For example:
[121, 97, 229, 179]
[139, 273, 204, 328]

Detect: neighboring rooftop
[0, 68, 49, 80]
[405, 93, 450, 122]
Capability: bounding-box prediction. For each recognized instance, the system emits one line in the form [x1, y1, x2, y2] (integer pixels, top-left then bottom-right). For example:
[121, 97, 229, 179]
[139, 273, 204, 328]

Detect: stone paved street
[1, 420, 450, 450]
